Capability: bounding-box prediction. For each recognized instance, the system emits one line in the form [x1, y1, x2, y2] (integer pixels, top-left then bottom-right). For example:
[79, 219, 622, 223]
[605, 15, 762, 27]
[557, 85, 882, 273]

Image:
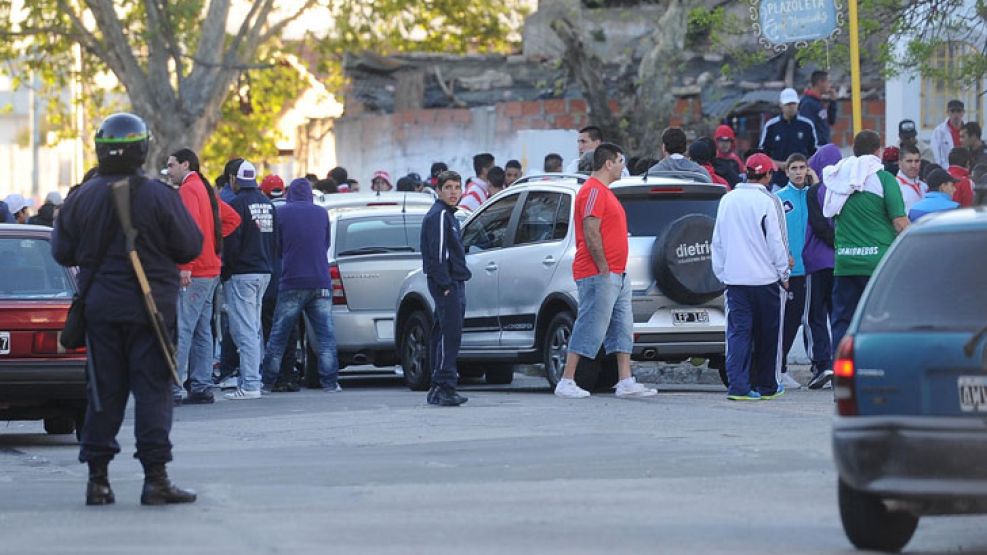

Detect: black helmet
[95, 112, 149, 171]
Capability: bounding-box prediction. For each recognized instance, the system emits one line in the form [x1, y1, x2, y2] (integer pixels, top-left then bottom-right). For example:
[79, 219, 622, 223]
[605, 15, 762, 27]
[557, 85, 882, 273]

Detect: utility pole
[29, 70, 41, 199]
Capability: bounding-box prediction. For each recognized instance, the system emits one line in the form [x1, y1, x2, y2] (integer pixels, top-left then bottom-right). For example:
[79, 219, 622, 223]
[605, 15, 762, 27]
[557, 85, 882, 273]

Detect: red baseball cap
[745, 153, 777, 174]
[260, 174, 285, 197]
[714, 124, 736, 141]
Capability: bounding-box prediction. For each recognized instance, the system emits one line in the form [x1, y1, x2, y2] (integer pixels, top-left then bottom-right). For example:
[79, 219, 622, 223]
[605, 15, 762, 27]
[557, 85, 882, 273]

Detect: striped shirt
[458, 178, 490, 212]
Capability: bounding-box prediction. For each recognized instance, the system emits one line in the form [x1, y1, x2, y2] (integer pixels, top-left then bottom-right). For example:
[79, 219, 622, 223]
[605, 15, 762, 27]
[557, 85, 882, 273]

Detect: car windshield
[860, 232, 987, 332]
[0, 236, 75, 299]
[619, 196, 719, 237]
[335, 214, 424, 256]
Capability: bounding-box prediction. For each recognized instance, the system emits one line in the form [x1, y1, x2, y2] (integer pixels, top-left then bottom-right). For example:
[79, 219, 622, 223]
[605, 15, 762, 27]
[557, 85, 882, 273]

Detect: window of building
[921, 41, 982, 129]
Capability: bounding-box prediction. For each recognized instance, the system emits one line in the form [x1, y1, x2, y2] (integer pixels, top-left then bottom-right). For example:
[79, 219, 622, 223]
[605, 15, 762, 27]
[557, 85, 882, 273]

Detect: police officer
[52, 113, 203, 506]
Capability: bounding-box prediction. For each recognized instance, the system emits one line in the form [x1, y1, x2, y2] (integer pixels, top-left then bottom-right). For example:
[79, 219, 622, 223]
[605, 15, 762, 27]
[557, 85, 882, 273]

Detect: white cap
[4, 194, 35, 214]
[236, 160, 258, 187]
[45, 191, 63, 206]
[780, 88, 799, 105]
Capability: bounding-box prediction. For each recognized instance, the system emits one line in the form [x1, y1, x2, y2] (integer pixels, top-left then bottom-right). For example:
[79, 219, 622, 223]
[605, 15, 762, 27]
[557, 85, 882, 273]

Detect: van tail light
[649, 187, 684, 194]
[329, 264, 347, 306]
[33, 331, 85, 355]
[833, 336, 857, 416]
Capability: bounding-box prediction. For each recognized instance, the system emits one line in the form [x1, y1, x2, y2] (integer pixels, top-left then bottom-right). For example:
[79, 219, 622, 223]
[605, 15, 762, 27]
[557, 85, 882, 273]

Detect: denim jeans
[224, 274, 270, 392]
[567, 272, 633, 359]
[262, 289, 337, 388]
[174, 276, 219, 397]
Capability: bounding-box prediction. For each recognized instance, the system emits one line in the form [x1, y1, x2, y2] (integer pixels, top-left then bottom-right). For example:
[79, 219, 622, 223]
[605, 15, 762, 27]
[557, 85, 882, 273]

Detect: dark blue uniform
[798, 92, 837, 146]
[421, 200, 471, 388]
[52, 173, 202, 466]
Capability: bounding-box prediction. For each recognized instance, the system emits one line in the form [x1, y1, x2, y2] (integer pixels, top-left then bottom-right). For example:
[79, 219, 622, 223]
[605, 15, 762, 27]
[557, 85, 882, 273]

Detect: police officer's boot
[140, 463, 197, 505]
[86, 460, 115, 505]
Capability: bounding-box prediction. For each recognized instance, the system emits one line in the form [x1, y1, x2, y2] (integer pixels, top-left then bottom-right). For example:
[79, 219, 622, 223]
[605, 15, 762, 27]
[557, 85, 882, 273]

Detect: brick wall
[829, 99, 887, 148]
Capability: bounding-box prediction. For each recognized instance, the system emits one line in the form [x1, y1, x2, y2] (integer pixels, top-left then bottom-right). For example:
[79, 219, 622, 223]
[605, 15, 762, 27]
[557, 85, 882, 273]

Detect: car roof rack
[511, 173, 589, 187]
[641, 169, 712, 184]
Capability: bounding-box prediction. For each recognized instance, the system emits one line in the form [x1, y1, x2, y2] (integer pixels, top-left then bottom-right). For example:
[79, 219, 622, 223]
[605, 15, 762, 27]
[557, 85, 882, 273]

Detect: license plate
[958, 376, 987, 412]
[0, 332, 9, 355]
[672, 310, 709, 326]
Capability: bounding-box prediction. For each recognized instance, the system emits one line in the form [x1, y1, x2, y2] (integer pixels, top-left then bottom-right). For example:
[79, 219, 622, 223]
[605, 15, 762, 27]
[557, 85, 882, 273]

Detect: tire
[73, 408, 86, 442]
[484, 365, 514, 385]
[651, 214, 725, 305]
[400, 311, 432, 391]
[838, 479, 918, 552]
[302, 334, 321, 389]
[44, 416, 75, 436]
[707, 355, 728, 388]
[542, 312, 574, 388]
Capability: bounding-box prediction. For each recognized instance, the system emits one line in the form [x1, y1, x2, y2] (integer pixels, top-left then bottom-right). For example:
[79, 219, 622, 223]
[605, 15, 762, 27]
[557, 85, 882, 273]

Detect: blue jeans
[224, 274, 270, 392]
[262, 289, 338, 388]
[567, 272, 633, 359]
[175, 276, 219, 396]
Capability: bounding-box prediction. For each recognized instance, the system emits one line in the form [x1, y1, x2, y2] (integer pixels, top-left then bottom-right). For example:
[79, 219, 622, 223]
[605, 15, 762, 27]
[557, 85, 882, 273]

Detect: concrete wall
[333, 98, 593, 183]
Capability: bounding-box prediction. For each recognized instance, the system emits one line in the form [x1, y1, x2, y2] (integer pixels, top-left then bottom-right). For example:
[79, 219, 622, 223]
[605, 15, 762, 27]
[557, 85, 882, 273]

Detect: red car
[0, 223, 87, 437]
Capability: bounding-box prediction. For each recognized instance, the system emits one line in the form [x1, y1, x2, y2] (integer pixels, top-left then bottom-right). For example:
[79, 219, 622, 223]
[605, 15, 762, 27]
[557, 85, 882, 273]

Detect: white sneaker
[224, 388, 261, 400]
[218, 376, 239, 390]
[615, 377, 658, 398]
[554, 378, 590, 399]
[780, 372, 802, 390]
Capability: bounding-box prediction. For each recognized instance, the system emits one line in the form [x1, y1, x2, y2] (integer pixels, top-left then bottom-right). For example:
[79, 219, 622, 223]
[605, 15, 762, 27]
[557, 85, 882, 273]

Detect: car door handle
[485, 262, 498, 271]
[542, 256, 556, 266]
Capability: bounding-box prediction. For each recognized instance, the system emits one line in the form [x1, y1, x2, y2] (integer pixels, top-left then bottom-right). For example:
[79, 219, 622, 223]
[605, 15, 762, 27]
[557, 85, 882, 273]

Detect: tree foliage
[0, 0, 525, 176]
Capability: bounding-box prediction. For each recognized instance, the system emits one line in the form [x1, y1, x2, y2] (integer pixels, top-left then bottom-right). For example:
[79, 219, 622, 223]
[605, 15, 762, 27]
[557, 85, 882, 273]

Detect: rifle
[109, 178, 182, 387]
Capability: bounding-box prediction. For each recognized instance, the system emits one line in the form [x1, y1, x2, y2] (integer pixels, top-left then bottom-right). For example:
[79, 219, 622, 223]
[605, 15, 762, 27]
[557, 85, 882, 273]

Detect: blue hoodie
[776, 182, 809, 277]
[277, 178, 331, 290]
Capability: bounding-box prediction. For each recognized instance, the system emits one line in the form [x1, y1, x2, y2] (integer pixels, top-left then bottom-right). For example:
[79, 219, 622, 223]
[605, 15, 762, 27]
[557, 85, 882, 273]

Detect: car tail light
[650, 187, 684, 194]
[33, 331, 85, 355]
[329, 265, 347, 306]
[833, 336, 857, 416]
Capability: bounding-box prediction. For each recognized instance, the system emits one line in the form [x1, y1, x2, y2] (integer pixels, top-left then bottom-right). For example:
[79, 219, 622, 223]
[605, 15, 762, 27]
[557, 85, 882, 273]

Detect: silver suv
[394, 173, 728, 391]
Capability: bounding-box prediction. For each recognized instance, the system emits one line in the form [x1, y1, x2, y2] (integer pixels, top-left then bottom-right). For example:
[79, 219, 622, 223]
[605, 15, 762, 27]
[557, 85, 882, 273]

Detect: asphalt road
[1, 374, 985, 554]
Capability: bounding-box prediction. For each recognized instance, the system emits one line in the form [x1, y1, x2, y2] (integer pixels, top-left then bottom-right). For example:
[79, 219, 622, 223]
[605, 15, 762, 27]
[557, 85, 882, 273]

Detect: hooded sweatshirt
[223, 180, 276, 277]
[647, 155, 712, 182]
[803, 144, 842, 274]
[276, 178, 332, 291]
[178, 171, 241, 278]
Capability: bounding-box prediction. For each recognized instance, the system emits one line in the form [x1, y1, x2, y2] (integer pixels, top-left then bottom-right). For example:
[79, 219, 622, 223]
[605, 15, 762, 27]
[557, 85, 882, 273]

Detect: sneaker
[554, 378, 590, 399]
[807, 369, 834, 390]
[217, 376, 239, 390]
[185, 391, 214, 404]
[260, 384, 274, 394]
[761, 385, 785, 400]
[224, 388, 261, 400]
[321, 383, 343, 392]
[779, 372, 802, 390]
[427, 385, 467, 406]
[614, 377, 658, 398]
[727, 391, 762, 401]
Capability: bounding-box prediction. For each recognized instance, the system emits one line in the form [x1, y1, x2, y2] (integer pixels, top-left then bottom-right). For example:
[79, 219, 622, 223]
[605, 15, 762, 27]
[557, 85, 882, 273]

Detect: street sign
[751, 0, 844, 51]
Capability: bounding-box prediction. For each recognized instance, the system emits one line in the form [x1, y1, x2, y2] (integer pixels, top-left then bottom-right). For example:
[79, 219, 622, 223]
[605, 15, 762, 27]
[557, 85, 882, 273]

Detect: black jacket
[223, 186, 277, 277]
[421, 200, 471, 290]
[51, 173, 202, 326]
[27, 202, 56, 227]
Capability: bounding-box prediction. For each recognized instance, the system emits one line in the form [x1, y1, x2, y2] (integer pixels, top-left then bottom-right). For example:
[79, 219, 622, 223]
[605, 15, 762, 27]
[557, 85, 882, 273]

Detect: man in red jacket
[165, 148, 241, 404]
[947, 147, 975, 207]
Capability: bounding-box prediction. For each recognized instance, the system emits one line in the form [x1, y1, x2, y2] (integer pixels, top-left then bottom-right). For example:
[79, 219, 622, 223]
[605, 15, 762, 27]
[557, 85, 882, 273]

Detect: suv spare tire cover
[651, 214, 724, 305]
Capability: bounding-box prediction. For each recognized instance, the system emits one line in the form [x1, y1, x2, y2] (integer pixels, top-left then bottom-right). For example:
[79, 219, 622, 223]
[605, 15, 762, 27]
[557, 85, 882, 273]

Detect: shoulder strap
[78, 183, 119, 300]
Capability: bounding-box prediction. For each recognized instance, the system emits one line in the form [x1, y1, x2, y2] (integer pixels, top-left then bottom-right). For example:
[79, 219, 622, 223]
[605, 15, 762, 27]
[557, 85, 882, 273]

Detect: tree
[0, 0, 526, 174]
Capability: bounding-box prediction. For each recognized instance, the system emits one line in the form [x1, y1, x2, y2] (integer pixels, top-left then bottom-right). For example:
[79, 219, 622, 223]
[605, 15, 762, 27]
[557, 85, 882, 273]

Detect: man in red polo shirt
[166, 148, 241, 404]
[947, 147, 975, 207]
[554, 143, 657, 399]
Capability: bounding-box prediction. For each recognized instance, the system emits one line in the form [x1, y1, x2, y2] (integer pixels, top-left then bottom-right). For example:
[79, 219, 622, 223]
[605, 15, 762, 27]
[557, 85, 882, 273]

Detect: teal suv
[832, 208, 987, 552]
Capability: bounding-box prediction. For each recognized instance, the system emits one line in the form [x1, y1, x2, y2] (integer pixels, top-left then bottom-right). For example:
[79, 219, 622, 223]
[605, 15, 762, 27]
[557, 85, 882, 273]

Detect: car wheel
[44, 416, 75, 436]
[707, 356, 728, 388]
[74, 408, 86, 442]
[838, 479, 918, 552]
[401, 311, 432, 391]
[542, 312, 574, 388]
[484, 365, 514, 385]
[302, 333, 321, 389]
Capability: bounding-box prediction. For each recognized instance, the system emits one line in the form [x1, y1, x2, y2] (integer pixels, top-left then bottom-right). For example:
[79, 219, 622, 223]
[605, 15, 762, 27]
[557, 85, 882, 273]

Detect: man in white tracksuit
[711, 153, 791, 401]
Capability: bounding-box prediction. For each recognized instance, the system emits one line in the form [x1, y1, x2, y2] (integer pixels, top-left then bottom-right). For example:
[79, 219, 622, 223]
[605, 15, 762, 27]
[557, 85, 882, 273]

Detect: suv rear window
[0, 237, 74, 299]
[860, 232, 987, 332]
[335, 214, 424, 256]
[619, 196, 719, 237]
